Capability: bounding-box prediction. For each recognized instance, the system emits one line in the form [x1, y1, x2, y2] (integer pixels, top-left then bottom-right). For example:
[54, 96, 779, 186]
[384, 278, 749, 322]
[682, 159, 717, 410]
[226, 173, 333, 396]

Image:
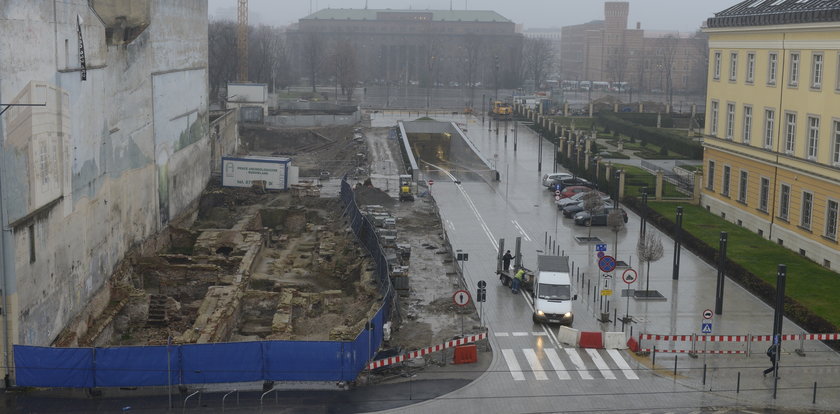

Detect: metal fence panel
[14, 345, 94, 388]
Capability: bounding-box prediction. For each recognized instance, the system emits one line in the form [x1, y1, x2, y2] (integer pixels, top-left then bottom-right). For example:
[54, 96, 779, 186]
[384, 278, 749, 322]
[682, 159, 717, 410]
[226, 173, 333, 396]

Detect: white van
[532, 255, 577, 325]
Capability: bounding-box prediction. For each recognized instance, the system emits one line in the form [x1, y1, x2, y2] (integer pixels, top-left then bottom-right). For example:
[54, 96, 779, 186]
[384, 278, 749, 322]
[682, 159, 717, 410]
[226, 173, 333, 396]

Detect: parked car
[542, 172, 572, 188]
[557, 185, 593, 199]
[573, 207, 628, 226]
[562, 201, 612, 218]
[555, 190, 610, 209]
[551, 177, 595, 192]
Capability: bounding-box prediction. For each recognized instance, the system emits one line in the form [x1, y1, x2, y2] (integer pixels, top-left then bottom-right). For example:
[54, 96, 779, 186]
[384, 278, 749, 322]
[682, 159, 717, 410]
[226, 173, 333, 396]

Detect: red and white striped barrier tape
[643, 348, 745, 354]
[641, 333, 840, 342]
[367, 332, 487, 370]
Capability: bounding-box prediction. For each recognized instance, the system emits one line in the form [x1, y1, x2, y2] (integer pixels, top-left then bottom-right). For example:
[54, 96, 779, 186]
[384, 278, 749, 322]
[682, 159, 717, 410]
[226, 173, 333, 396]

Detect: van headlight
[536, 310, 545, 316]
[564, 312, 572, 318]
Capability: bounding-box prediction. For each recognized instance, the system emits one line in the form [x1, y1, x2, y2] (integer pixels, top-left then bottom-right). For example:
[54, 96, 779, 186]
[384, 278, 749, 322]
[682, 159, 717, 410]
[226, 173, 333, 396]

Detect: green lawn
[647, 202, 840, 328]
[613, 164, 686, 198]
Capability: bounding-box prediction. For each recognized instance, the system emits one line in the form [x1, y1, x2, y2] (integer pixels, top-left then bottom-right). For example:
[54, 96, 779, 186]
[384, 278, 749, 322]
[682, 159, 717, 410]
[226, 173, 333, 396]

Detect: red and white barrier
[367, 332, 487, 370]
[641, 333, 840, 343]
[643, 348, 745, 354]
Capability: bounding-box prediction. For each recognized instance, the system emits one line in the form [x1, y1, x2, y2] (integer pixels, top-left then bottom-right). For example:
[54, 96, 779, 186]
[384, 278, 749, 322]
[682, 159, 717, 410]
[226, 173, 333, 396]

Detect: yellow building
[703, 0, 840, 269]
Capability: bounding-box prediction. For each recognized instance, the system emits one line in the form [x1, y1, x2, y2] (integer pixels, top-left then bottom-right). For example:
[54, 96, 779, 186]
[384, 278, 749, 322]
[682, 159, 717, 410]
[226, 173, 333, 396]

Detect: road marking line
[495, 332, 510, 337]
[607, 349, 639, 380]
[446, 219, 455, 231]
[532, 332, 547, 336]
[502, 349, 525, 381]
[512, 332, 529, 337]
[585, 348, 616, 379]
[564, 348, 593, 379]
[522, 348, 548, 380]
[544, 348, 571, 380]
[511, 220, 532, 241]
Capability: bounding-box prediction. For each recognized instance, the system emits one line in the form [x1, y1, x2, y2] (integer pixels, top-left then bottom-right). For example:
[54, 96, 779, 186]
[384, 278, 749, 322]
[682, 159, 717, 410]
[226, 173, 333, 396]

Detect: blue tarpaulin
[15, 346, 94, 388]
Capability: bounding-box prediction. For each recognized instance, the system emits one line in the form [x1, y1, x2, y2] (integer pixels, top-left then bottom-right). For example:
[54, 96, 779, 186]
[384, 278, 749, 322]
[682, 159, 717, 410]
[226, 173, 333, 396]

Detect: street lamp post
[672, 206, 683, 280]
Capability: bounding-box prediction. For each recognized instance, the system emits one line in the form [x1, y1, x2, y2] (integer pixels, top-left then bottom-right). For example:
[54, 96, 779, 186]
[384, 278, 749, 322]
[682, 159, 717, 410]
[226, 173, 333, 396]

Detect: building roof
[707, 0, 840, 28]
[302, 8, 511, 23]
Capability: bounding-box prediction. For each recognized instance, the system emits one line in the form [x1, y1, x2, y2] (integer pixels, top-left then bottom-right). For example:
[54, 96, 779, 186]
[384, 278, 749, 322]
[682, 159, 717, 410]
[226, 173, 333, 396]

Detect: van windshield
[538, 284, 571, 300]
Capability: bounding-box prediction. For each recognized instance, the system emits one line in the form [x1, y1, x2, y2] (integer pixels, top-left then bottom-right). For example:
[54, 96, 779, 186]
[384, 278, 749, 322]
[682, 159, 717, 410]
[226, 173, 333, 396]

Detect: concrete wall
[0, 0, 209, 374]
[210, 109, 240, 174]
[265, 113, 360, 127]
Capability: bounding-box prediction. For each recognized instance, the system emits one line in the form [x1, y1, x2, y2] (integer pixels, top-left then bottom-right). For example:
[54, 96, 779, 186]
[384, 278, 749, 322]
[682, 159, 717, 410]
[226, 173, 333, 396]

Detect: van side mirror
[573, 294, 578, 300]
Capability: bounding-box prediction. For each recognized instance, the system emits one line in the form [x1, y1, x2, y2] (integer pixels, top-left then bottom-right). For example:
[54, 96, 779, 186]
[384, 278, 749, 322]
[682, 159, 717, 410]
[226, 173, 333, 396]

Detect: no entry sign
[453, 290, 470, 306]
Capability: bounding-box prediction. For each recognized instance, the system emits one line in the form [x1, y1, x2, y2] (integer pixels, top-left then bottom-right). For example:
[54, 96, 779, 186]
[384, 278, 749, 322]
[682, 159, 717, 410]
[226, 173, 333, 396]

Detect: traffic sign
[428, 179, 434, 186]
[703, 309, 714, 319]
[555, 195, 561, 201]
[701, 322, 712, 334]
[595, 243, 607, 252]
[598, 255, 617, 272]
[621, 268, 638, 284]
[453, 290, 470, 306]
[477, 280, 486, 289]
[476, 288, 486, 302]
[555, 190, 562, 196]
[600, 289, 613, 296]
[597, 252, 605, 258]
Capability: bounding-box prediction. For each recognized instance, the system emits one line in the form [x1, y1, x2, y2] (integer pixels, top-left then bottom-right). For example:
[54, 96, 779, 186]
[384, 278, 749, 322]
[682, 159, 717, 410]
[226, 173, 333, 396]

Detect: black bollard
[702, 363, 707, 385]
[652, 347, 656, 367]
[674, 356, 678, 376]
[736, 372, 741, 393]
[813, 382, 817, 404]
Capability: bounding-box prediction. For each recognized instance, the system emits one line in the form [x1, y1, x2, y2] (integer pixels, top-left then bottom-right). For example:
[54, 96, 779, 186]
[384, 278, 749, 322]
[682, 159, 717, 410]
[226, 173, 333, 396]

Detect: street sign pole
[714, 232, 728, 315]
[673, 206, 683, 280]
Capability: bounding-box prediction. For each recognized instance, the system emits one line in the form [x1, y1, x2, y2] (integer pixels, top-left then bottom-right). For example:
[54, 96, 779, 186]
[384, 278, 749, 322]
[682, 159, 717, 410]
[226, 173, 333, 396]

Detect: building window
[768, 52, 778, 84]
[801, 191, 813, 229]
[833, 120, 840, 165]
[743, 105, 752, 144]
[722, 165, 731, 196]
[812, 53, 823, 89]
[764, 109, 775, 149]
[826, 200, 839, 240]
[28, 224, 36, 263]
[789, 52, 800, 86]
[746, 52, 755, 83]
[785, 112, 797, 154]
[707, 160, 716, 191]
[710, 101, 719, 136]
[779, 184, 790, 220]
[836, 52, 840, 91]
[729, 52, 738, 81]
[713, 51, 721, 80]
[739, 170, 748, 203]
[759, 177, 770, 212]
[807, 116, 820, 160]
[726, 103, 735, 140]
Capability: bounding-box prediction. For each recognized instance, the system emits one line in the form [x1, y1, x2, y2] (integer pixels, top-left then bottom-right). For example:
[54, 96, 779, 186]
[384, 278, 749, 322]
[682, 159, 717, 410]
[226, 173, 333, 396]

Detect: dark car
[562, 201, 612, 218]
[548, 177, 596, 192]
[573, 207, 628, 226]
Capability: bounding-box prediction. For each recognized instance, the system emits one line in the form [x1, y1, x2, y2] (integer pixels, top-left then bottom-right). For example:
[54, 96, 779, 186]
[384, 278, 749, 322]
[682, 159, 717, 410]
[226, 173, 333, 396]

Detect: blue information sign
[701, 322, 712, 334]
[596, 243, 607, 252]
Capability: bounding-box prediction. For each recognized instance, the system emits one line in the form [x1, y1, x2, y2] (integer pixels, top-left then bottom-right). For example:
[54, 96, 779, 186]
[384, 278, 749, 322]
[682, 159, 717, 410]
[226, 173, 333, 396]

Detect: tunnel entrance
[398, 120, 497, 183]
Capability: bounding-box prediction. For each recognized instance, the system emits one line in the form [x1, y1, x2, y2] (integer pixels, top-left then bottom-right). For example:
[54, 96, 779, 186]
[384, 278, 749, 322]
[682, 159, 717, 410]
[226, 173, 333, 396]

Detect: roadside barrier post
[747, 334, 752, 357]
[736, 372, 740, 393]
[702, 363, 707, 385]
[813, 382, 817, 404]
[796, 330, 806, 356]
[652, 346, 656, 367]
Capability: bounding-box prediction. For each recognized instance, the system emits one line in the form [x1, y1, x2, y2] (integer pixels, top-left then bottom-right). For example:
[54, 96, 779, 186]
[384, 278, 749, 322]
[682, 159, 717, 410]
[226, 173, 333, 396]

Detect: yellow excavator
[489, 100, 513, 119]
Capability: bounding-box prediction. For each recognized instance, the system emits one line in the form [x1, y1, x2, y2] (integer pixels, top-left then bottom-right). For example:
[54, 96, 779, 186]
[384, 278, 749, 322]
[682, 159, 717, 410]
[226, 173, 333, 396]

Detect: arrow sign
[701, 322, 712, 334]
[453, 289, 470, 306]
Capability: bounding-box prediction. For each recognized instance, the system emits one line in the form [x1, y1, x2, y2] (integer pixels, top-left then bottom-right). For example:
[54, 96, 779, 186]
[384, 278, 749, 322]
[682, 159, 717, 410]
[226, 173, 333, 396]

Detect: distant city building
[523, 28, 562, 77]
[289, 8, 523, 90]
[702, 0, 840, 268]
[559, 1, 708, 94]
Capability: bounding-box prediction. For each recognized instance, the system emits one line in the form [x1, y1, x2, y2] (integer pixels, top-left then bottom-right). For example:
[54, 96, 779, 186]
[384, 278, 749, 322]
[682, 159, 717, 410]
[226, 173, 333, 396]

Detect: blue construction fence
[13, 179, 395, 388]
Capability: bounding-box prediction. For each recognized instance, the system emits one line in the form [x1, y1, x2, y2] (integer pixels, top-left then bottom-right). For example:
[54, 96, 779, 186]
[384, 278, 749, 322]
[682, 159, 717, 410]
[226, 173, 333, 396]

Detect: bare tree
[249, 25, 292, 92]
[208, 21, 238, 102]
[661, 35, 679, 112]
[505, 35, 526, 88]
[607, 39, 629, 100]
[331, 39, 358, 101]
[607, 209, 626, 259]
[581, 190, 604, 238]
[524, 37, 555, 91]
[461, 34, 484, 108]
[636, 232, 664, 292]
[301, 32, 325, 93]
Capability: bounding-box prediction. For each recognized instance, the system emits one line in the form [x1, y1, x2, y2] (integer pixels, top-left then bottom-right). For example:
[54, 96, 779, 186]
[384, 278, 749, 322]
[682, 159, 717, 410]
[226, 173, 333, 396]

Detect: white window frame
[785, 112, 797, 154]
[713, 51, 722, 80]
[812, 52, 823, 89]
[768, 52, 778, 85]
[707, 160, 716, 191]
[722, 165, 731, 196]
[779, 183, 790, 220]
[833, 119, 840, 165]
[739, 170, 748, 204]
[710, 100, 719, 136]
[743, 105, 752, 144]
[729, 52, 738, 81]
[807, 115, 820, 160]
[759, 177, 770, 212]
[801, 191, 813, 229]
[764, 108, 775, 149]
[789, 52, 800, 86]
[726, 103, 735, 140]
[836, 52, 840, 91]
[826, 199, 839, 240]
[746, 52, 756, 83]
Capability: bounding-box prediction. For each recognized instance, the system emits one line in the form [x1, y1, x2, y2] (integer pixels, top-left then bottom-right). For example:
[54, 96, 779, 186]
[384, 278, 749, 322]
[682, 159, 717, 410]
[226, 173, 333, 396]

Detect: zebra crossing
[500, 346, 640, 381]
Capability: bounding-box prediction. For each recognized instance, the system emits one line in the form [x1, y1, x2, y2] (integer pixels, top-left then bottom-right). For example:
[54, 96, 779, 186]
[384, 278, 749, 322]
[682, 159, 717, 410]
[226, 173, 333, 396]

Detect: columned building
[702, 0, 840, 268]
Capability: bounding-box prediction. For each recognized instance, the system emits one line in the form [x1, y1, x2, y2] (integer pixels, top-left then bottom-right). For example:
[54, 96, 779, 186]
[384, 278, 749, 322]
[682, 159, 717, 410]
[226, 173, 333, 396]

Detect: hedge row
[622, 196, 839, 349]
[611, 112, 674, 128]
[598, 113, 703, 159]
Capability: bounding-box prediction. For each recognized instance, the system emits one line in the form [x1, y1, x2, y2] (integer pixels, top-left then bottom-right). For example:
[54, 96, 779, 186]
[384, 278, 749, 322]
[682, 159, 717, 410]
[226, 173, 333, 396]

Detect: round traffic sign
[703, 309, 714, 319]
[555, 195, 561, 201]
[428, 179, 434, 186]
[597, 252, 605, 258]
[621, 268, 637, 284]
[453, 290, 470, 306]
[477, 280, 487, 289]
[598, 255, 617, 272]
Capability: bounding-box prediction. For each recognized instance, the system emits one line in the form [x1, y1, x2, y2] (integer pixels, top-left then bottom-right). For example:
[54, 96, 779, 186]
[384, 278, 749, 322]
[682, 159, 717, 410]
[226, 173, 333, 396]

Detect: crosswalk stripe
[512, 332, 529, 336]
[544, 348, 571, 380]
[564, 348, 593, 379]
[522, 348, 548, 380]
[502, 349, 525, 381]
[532, 332, 547, 336]
[495, 332, 510, 337]
[585, 348, 616, 379]
[607, 349, 639, 380]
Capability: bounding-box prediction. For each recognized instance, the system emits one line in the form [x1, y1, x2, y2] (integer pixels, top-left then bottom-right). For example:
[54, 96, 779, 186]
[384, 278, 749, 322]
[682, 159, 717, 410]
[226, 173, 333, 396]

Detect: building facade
[559, 1, 708, 94]
[702, 0, 840, 269]
[0, 0, 211, 382]
[290, 8, 523, 89]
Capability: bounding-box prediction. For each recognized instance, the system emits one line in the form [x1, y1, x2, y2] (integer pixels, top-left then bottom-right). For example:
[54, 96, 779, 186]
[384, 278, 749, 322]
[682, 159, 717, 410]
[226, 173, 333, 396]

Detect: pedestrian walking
[502, 250, 513, 271]
[763, 345, 778, 377]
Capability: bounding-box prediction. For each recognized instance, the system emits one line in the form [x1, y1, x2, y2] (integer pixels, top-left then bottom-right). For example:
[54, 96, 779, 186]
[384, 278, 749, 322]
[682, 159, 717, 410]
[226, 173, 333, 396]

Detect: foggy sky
[208, 0, 738, 32]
